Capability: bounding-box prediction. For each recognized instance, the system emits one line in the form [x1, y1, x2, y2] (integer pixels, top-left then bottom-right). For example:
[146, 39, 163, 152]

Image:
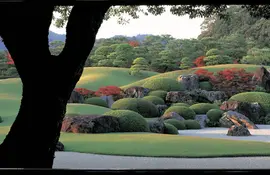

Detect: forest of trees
[1, 5, 270, 78]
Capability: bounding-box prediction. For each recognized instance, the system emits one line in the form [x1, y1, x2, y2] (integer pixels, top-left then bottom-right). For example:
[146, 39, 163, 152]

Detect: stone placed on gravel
[177, 74, 199, 91]
[61, 115, 120, 133]
[161, 112, 185, 121]
[227, 125, 251, 136]
[148, 118, 165, 134]
[194, 115, 208, 128]
[56, 141, 65, 151]
[219, 111, 258, 129]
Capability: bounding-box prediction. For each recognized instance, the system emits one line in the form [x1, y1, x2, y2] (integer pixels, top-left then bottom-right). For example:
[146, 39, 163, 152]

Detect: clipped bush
[103, 110, 149, 132]
[111, 98, 159, 118]
[229, 92, 270, 104]
[143, 96, 165, 105]
[199, 81, 212, 91]
[206, 109, 224, 127]
[183, 120, 201, 129]
[84, 97, 108, 108]
[164, 119, 186, 130]
[164, 123, 179, 135]
[148, 90, 168, 100]
[171, 103, 190, 107]
[164, 106, 196, 120]
[189, 103, 219, 114]
[142, 77, 184, 91]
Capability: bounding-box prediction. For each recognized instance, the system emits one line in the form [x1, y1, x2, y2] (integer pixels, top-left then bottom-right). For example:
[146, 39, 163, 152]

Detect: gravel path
[53, 125, 270, 169]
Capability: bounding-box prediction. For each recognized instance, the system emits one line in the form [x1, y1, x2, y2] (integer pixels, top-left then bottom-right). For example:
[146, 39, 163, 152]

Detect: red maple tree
[6, 51, 14, 65]
[128, 41, 140, 47]
[95, 85, 123, 96]
[193, 56, 205, 67]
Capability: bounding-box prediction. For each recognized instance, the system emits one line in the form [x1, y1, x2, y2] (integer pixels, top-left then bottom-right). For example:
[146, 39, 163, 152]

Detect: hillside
[121, 64, 266, 89]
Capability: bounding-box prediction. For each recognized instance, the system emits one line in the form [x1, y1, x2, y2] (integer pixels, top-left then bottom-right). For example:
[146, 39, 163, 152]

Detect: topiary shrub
[142, 77, 184, 91]
[229, 92, 270, 104]
[111, 98, 159, 118]
[183, 120, 201, 129]
[84, 97, 108, 108]
[206, 109, 224, 127]
[148, 90, 168, 100]
[164, 119, 186, 130]
[164, 106, 196, 120]
[199, 81, 213, 91]
[189, 103, 219, 114]
[143, 96, 165, 105]
[103, 110, 149, 132]
[171, 103, 190, 107]
[164, 123, 179, 135]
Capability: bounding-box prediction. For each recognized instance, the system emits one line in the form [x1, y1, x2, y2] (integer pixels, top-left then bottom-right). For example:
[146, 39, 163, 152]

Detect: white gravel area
[179, 124, 270, 143]
[53, 125, 270, 169]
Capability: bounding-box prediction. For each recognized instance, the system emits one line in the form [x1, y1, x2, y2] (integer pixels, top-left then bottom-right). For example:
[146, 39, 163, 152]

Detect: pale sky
[49, 7, 204, 39]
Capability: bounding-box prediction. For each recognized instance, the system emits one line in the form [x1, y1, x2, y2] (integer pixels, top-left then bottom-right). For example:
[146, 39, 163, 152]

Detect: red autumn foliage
[128, 41, 140, 47]
[193, 56, 205, 67]
[210, 68, 256, 96]
[74, 88, 95, 98]
[95, 85, 123, 97]
[194, 68, 214, 81]
[6, 51, 14, 65]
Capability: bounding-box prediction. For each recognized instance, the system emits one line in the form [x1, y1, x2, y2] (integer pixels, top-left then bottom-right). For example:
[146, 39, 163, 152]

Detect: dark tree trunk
[0, 3, 110, 168]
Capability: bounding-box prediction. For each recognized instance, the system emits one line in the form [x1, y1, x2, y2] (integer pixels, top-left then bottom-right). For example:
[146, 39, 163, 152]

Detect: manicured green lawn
[121, 64, 268, 89]
[58, 133, 270, 158]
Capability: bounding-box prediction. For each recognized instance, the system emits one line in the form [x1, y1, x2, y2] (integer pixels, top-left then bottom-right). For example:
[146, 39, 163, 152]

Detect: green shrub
[199, 81, 213, 91]
[148, 90, 168, 100]
[164, 119, 186, 130]
[103, 110, 149, 132]
[0, 116, 2, 123]
[206, 109, 224, 127]
[229, 92, 270, 104]
[261, 103, 270, 114]
[111, 98, 159, 118]
[264, 113, 270, 124]
[189, 103, 219, 114]
[84, 97, 108, 108]
[164, 123, 179, 135]
[171, 103, 190, 107]
[143, 96, 165, 105]
[164, 106, 196, 120]
[183, 120, 201, 129]
[254, 86, 267, 92]
[142, 77, 184, 91]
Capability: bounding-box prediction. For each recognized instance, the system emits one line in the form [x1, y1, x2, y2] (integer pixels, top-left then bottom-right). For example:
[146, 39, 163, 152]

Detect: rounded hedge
[199, 81, 213, 91]
[183, 120, 201, 129]
[148, 90, 168, 100]
[142, 77, 184, 91]
[189, 103, 219, 114]
[103, 110, 149, 132]
[164, 106, 196, 120]
[164, 119, 186, 130]
[206, 109, 224, 122]
[171, 103, 190, 107]
[143, 95, 165, 105]
[229, 92, 270, 104]
[84, 97, 108, 108]
[111, 98, 159, 118]
[164, 123, 179, 135]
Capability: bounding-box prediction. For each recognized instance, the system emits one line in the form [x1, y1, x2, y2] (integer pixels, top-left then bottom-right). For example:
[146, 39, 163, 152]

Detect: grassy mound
[229, 92, 270, 104]
[142, 96, 165, 105]
[103, 110, 149, 132]
[142, 77, 184, 91]
[147, 90, 168, 100]
[84, 97, 108, 108]
[189, 103, 220, 114]
[111, 98, 159, 118]
[164, 106, 196, 120]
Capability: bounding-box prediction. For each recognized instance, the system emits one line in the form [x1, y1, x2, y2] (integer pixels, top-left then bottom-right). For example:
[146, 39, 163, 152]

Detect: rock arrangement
[227, 125, 251, 136]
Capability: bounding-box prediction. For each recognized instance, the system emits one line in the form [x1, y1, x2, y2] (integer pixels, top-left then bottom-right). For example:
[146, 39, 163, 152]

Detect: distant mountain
[111, 34, 152, 43]
[0, 31, 66, 50]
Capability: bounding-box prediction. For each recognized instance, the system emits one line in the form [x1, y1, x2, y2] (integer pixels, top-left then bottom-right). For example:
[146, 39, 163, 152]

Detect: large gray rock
[124, 86, 150, 98]
[148, 118, 165, 133]
[227, 125, 251, 136]
[68, 90, 84, 103]
[194, 115, 209, 128]
[61, 115, 120, 133]
[100, 95, 115, 108]
[219, 111, 258, 129]
[165, 91, 194, 104]
[252, 66, 270, 92]
[161, 112, 185, 121]
[177, 74, 199, 90]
